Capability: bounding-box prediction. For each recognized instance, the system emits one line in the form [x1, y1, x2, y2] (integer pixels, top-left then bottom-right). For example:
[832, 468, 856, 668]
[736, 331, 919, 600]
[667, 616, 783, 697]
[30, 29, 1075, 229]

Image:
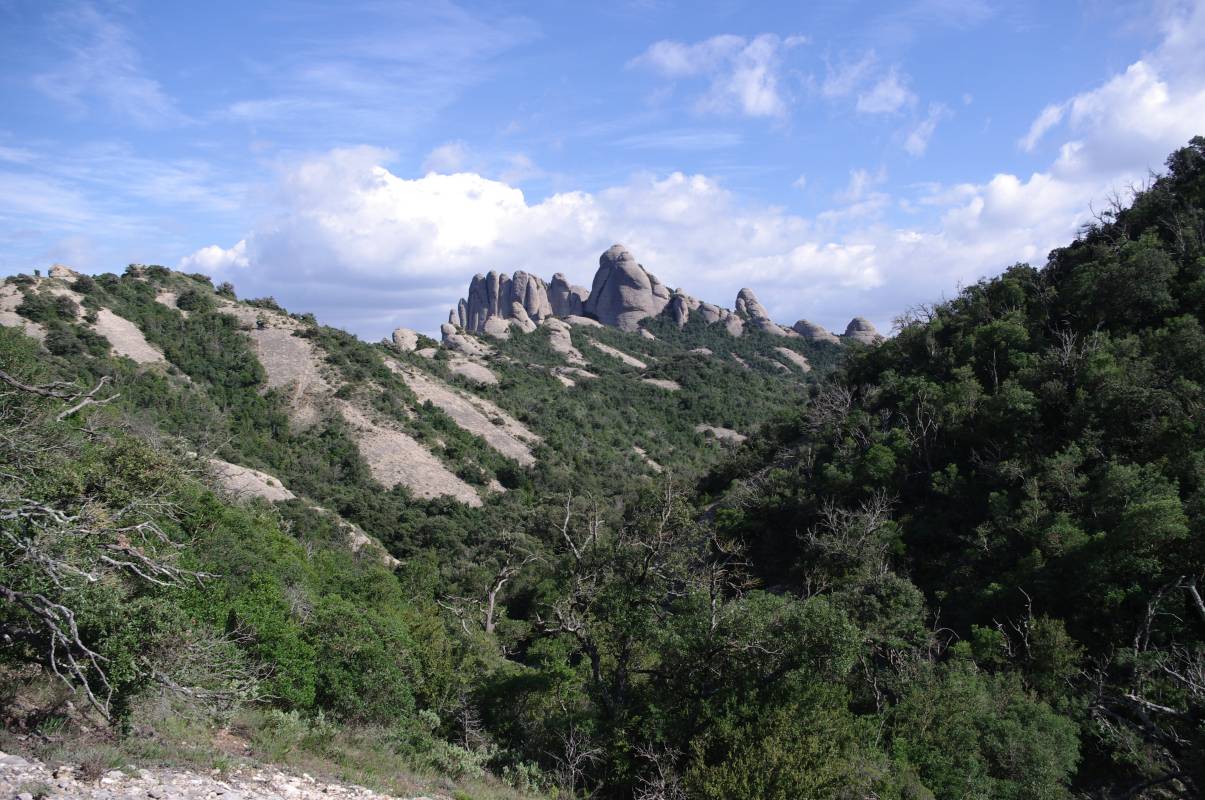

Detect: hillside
[1, 138, 1203, 800]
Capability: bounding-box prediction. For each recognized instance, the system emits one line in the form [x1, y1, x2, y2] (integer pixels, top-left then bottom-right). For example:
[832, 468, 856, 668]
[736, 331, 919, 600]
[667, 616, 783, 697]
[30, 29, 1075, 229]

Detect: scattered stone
[0, 750, 439, 800]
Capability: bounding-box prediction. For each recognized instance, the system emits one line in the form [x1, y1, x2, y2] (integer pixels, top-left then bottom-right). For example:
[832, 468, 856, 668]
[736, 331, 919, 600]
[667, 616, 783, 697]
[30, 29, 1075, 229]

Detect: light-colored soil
[337, 401, 483, 506]
[641, 378, 680, 391]
[92, 308, 166, 365]
[0, 284, 46, 341]
[587, 340, 647, 369]
[0, 750, 445, 800]
[388, 361, 539, 466]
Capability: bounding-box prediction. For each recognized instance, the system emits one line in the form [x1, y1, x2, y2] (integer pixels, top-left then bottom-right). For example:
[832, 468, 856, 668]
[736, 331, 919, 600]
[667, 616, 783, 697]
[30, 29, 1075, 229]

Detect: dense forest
[2, 138, 1203, 799]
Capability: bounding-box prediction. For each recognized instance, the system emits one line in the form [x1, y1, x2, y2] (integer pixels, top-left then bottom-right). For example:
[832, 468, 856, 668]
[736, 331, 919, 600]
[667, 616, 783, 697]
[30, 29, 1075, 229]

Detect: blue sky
[2, 0, 1203, 337]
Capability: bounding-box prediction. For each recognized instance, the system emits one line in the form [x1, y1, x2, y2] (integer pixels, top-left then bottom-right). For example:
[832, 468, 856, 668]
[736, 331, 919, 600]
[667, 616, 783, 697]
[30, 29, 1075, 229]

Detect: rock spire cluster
[435, 243, 879, 348]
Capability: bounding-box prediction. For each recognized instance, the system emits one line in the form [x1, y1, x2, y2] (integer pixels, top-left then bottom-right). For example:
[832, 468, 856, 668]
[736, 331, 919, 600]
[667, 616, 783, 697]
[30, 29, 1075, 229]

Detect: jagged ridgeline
[3, 138, 1202, 800]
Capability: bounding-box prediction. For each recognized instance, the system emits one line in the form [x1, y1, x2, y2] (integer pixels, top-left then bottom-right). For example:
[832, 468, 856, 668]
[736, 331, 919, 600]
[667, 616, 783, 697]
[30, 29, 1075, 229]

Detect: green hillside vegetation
[2, 137, 1203, 799]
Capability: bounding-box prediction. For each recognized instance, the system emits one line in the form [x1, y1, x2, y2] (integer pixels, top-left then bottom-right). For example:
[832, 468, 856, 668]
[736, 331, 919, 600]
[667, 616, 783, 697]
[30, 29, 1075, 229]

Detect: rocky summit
[446, 243, 869, 344]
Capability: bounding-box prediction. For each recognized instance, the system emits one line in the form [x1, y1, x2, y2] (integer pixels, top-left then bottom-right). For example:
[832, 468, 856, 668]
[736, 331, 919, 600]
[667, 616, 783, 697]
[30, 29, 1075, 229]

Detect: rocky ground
[0, 751, 448, 800]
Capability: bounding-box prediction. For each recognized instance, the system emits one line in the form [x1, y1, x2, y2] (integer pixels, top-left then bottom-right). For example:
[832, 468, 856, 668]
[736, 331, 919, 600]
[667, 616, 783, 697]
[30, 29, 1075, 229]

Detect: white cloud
[632, 33, 804, 118]
[179, 240, 249, 273]
[837, 167, 888, 203]
[1018, 103, 1066, 152]
[856, 69, 916, 113]
[423, 141, 469, 173]
[905, 102, 950, 156]
[792, 175, 807, 190]
[1017, 1, 1205, 172]
[33, 3, 186, 128]
[182, 4, 1205, 339]
[821, 52, 878, 98]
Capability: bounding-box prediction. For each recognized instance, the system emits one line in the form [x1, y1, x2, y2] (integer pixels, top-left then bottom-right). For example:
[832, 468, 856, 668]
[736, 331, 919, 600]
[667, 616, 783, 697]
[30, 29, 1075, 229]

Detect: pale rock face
[843, 317, 883, 345]
[734, 287, 770, 320]
[584, 244, 670, 331]
[482, 316, 512, 339]
[774, 347, 812, 372]
[734, 287, 788, 336]
[667, 291, 699, 328]
[392, 327, 419, 352]
[793, 319, 841, 344]
[508, 301, 537, 333]
[441, 322, 489, 356]
[542, 317, 586, 365]
[49, 263, 80, 279]
[563, 314, 603, 328]
[458, 269, 554, 334]
[548, 273, 590, 317]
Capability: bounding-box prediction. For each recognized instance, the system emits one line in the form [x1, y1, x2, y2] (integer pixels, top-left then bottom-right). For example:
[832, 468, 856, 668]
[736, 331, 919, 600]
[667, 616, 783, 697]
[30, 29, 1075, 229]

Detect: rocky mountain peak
[444, 243, 876, 345]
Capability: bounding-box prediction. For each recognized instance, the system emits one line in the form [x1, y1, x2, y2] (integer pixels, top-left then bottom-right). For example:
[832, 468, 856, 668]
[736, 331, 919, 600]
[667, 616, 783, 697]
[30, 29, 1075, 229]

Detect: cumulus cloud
[1017, 1, 1205, 174]
[179, 239, 248, 273]
[179, 144, 1082, 339]
[631, 33, 805, 118]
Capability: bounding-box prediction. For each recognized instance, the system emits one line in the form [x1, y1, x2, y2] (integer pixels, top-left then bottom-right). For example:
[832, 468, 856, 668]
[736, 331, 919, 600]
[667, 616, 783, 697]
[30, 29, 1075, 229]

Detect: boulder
[49, 263, 80, 279]
[843, 317, 883, 345]
[391, 327, 419, 352]
[583, 244, 670, 331]
[792, 319, 840, 344]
